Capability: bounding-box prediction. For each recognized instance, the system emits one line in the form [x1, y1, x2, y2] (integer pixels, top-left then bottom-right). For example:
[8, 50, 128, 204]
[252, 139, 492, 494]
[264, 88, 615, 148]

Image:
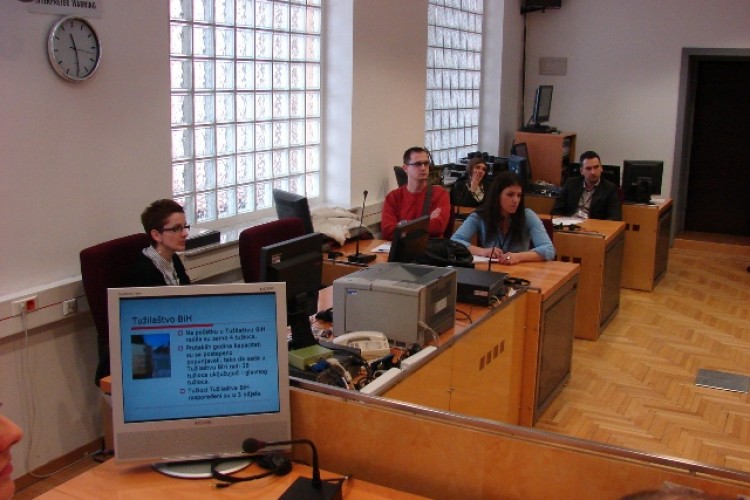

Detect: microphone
[242, 437, 341, 499]
[347, 190, 376, 264]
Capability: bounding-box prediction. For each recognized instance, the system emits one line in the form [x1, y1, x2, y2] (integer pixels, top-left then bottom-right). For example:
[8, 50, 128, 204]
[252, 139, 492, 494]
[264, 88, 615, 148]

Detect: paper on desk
[551, 217, 584, 227]
[472, 255, 499, 264]
[372, 242, 391, 253]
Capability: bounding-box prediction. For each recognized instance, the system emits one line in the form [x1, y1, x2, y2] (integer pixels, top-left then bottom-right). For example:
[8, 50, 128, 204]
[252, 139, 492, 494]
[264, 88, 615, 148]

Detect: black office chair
[393, 166, 407, 187]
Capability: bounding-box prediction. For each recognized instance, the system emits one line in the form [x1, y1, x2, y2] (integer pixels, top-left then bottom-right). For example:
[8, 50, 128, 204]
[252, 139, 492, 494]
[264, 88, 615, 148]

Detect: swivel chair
[80, 233, 150, 385]
[393, 166, 408, 187]
[238, 218, 307, 283]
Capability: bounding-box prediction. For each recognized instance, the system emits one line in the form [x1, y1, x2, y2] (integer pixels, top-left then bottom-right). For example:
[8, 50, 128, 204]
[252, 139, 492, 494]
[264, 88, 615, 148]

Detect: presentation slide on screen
[119, 293, 281, 423]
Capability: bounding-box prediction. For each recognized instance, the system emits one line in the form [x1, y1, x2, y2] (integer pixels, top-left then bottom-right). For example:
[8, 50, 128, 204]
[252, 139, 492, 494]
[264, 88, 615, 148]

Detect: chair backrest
[393, 166, 408, 187]
[238, 218, 307, 283]
[80, 233, 150, 384]
[541, 216, 554, 242]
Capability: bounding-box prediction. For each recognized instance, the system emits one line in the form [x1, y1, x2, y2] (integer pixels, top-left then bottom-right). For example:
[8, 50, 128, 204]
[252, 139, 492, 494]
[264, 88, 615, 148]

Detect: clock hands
[69, 33, 81, 76]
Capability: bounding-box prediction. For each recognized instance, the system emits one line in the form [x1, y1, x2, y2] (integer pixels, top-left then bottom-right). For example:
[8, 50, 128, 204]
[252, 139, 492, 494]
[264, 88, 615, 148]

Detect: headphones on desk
[211, 453, 292, 488]
[504, 276, 531, 288]
[552, 223, 581, 232]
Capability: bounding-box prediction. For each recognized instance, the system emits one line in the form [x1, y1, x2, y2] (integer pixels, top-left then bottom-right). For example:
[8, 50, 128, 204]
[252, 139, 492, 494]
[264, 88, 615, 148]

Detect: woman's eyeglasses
[161, 224, 191, 234]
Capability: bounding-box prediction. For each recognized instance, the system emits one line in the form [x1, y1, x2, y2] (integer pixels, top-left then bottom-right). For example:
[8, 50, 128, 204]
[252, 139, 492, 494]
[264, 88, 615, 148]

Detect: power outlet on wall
[62, 298, 78, 317]
[12, 295, 38, 314]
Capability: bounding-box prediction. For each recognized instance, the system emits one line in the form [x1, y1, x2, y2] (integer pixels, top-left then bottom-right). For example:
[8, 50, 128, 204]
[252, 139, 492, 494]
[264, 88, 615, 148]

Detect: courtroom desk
[321, 238, 388, 286]
[322, 249, 579, 426]
[552, 219, 625, 341]
[621, 198, 673, 291]
[503, 261, 579, 425]
[514, 130, 576, 186]
[36, 457, 425, 499]
[524, 193, 556, 215]
[288, 385, 750, 500]
[381, 261, 578, 427]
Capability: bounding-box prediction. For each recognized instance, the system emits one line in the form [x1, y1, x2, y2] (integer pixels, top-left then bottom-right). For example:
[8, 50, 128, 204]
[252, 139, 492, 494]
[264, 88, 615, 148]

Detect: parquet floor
[536, 241, 750, 473]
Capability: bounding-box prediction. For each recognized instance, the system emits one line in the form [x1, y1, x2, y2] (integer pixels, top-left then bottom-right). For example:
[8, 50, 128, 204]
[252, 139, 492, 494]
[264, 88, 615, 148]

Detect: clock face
[47, 16, 102, 82]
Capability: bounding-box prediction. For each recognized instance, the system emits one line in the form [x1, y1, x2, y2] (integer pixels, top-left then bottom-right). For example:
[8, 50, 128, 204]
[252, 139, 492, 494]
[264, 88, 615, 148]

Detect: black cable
[455, 308, 473, 323]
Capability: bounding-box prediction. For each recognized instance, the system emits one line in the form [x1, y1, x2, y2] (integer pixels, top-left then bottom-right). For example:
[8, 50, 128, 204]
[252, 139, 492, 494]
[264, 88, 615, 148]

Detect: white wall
[523, 0, 750, 196]
[350, 0, 429, 205]
[0, 0, 171, 297]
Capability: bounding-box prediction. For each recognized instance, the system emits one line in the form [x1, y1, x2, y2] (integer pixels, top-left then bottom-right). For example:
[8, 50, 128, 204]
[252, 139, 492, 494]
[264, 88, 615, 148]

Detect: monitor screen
[388, 215, 430, 264]
[601, 165, 621, 187]
[108, 283, 291, 474]
[622, 160, 664, 203]
[532, 85, 553, 125]
[272, 189, 314, 235]
[508, 155, 532, 189]
[260, 232, 324, 349]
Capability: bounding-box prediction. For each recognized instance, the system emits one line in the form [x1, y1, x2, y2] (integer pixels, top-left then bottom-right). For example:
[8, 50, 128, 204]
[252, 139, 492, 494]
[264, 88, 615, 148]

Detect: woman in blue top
[451, 171, 555, 265]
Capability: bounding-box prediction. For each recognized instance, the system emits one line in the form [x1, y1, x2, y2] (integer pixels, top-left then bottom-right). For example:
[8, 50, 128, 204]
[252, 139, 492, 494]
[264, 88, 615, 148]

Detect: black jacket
[450, 175, 492, 208]
[125, 251, 191, 287]
[551, 177, 622, 221]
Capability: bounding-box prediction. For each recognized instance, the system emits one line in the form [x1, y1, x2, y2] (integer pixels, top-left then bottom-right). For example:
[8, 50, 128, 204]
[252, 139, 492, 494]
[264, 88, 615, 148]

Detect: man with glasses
[381, 146, 451, 240]
[126, 199, 192, 286]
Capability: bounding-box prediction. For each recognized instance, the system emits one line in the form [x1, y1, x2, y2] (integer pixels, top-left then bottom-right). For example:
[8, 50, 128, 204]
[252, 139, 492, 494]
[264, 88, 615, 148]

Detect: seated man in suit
[381, 146, 451, 240]
[552, 150, 622, 220]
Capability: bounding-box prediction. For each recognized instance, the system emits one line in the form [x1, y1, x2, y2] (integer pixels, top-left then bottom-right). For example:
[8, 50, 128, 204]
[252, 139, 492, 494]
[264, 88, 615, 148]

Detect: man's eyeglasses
[161, 224, 191, 234]
[407, 161, 430, 167]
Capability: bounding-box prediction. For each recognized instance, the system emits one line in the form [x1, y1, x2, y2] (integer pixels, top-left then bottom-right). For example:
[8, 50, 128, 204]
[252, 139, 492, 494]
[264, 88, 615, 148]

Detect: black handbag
[416, 239, 475, 268]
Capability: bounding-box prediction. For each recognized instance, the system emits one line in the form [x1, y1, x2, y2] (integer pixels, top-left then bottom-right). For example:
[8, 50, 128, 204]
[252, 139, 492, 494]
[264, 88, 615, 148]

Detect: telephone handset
[333, 331, 390, 360]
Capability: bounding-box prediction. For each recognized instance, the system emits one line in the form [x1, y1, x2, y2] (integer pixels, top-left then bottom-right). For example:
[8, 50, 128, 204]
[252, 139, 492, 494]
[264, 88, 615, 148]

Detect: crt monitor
[272, 189, 314, 235]
[388, 215, 430, 264]
[260, 232, 324, 350]
[622, 160, 664, 203]
[108, 283, 291, 478]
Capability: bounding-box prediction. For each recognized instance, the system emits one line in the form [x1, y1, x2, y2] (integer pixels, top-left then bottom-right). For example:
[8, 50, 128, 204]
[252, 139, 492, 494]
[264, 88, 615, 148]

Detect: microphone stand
[243, 437, 341, 500]
[347, 190, 376, 264]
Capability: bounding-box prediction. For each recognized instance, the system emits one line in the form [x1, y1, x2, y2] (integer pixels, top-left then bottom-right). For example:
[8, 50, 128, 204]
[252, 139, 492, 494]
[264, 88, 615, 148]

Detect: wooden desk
[524, 193, 556, 215]
[37, 457, 425, 499]
[514, 131, 576, 185]
[321, 239, 388, 286]
[621, 198, 673, 291]
[553, 219, 625, 341]
[323, 245, 579, 426]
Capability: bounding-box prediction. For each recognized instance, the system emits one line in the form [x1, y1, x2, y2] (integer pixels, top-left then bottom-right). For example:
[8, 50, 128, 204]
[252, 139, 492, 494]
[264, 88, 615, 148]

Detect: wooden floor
[536, 237, 750, 473]
[15, 236, 750, 495]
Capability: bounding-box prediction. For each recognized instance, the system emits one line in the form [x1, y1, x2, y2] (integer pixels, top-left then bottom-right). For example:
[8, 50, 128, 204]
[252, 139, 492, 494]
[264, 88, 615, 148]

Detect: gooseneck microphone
[347, 190, 376, 264]
[242, 437, 342, 499]
[242, 438, 321, 488]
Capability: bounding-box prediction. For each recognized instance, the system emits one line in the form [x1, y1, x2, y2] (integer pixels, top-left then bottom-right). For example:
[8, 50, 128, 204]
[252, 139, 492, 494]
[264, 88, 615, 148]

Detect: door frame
[672, 48, 750, 238]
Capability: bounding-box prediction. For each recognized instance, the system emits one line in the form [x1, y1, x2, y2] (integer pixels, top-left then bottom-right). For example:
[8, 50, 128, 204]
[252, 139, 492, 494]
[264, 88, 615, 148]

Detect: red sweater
[381, 185, 451, 240]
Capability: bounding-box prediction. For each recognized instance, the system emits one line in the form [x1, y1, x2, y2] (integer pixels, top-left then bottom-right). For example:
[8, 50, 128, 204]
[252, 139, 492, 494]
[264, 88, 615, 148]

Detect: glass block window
[170, 0, 322, 223]
[425, 0, 483, 165]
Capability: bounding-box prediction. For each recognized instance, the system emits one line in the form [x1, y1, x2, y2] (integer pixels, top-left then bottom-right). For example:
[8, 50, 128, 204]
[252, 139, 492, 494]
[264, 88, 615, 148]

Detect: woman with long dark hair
[451, 171, 555, 265]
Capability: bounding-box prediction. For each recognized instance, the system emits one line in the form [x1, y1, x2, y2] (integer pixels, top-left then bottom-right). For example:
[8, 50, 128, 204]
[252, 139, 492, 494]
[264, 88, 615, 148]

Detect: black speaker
[522, 0, 562, 14]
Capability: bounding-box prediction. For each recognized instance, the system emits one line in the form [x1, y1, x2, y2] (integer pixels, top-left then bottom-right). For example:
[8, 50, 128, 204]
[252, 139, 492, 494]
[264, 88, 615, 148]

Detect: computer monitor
[511, 142, 530, 162]
[521, 85, 555, 132]
[260, 232, 324, 350]
[388, 215, 430, 264]
[622, 160, 664, 203]
[601, 165, 621, 187]
[272, 189, 314, 235]
[508, 155, 532, 190]
[108, 283, 291, 478]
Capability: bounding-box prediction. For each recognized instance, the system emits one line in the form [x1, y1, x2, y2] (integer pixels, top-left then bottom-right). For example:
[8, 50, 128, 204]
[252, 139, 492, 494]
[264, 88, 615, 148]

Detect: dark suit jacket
[125, 251, 191, 287]
[551, 177, 622, 221]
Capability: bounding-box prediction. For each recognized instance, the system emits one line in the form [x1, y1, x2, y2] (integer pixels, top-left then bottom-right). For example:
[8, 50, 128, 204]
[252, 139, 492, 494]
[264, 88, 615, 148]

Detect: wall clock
[47, 16, 102, 82]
